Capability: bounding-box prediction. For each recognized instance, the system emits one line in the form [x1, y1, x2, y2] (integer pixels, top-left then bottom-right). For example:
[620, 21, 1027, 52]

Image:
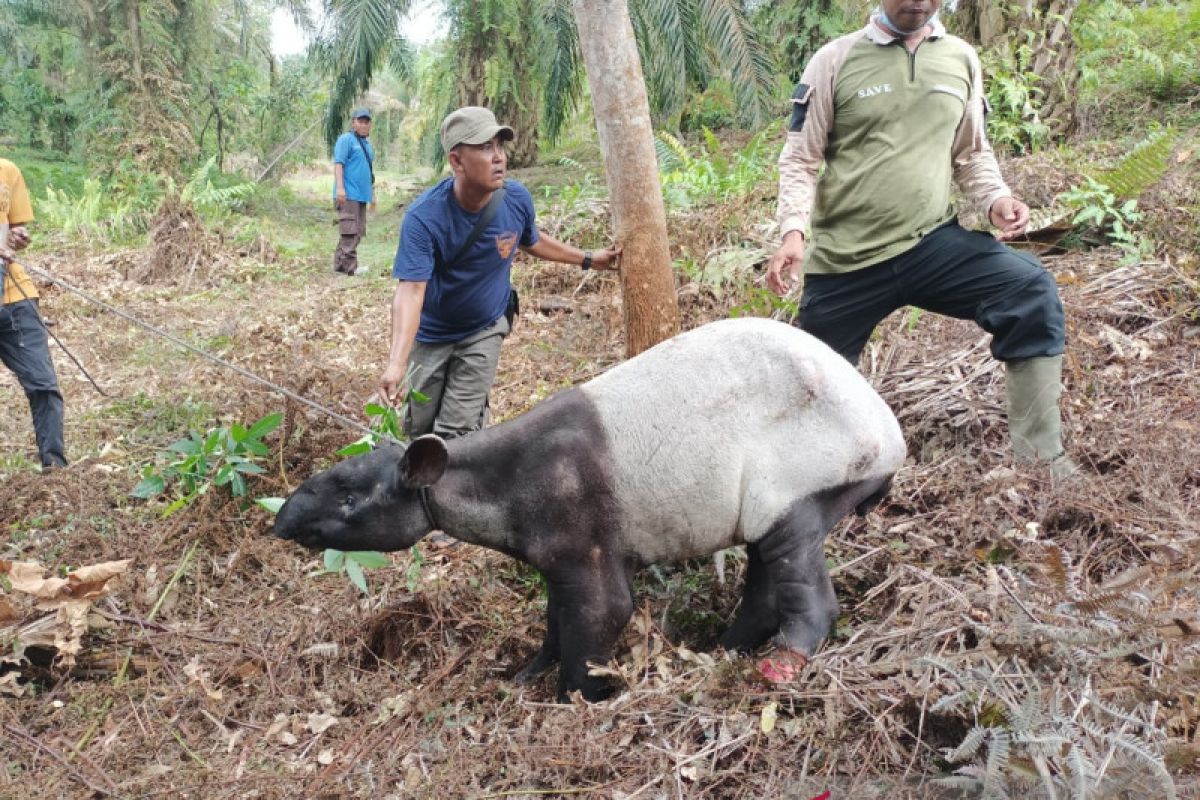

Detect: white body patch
[580, 318, 905, 563]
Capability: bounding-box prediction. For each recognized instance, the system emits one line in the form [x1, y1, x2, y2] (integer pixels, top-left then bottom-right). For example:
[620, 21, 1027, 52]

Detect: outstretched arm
[522, 233, 621, 270]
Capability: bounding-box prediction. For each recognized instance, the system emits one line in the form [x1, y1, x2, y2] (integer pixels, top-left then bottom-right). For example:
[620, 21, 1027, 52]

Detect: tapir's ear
[398, 434, 449, 489]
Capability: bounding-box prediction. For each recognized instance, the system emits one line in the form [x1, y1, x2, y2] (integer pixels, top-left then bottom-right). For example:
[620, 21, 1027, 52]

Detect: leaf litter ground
[1, 158, 1199, 799]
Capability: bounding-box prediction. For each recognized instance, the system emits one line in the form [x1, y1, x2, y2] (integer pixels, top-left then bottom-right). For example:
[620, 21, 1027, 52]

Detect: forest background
[1, 0, 1199, 797]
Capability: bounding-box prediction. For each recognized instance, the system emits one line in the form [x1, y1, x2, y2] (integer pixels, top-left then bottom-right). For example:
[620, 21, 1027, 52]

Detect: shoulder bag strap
[354, 135, 375, 186]
[445, 185, 506, 268]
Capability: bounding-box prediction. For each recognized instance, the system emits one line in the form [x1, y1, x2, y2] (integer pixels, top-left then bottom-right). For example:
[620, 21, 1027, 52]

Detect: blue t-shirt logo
[495, 232, 518, 259]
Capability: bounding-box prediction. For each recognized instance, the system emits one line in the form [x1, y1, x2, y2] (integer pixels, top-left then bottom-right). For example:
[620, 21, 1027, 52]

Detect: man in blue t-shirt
[332, 107, 377, 276]
[379, 106, 621, 439]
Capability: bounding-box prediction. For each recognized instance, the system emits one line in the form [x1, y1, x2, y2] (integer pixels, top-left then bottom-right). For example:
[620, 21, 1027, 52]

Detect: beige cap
[440, 107, 515, 154]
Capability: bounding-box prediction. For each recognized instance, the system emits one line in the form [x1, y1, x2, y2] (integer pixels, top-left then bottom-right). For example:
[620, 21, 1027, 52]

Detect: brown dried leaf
[1, 560, 67, 599]
[0, 596, 19, 625]
[3, 558, 131, 604]
[53, 599, 90, 667]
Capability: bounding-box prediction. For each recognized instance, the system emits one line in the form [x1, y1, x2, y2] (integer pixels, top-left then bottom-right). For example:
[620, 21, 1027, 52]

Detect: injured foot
[756, 649, 809, 683]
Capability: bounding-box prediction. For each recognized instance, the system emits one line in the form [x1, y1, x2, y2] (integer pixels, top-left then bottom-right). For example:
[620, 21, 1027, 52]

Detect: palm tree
[629, 0, 776, 129]
[317, 0, 778, 155]
[574, 0, 680, 355]
[311, 0, 417, 147]
[950, 0, 1082, 139]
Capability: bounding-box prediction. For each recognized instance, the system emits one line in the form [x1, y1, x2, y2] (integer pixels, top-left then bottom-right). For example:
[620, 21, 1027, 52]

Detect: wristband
[581, 251, 593, 270]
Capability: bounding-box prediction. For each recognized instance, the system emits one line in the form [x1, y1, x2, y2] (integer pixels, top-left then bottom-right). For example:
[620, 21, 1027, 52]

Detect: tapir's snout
[271, 491, 311, 543]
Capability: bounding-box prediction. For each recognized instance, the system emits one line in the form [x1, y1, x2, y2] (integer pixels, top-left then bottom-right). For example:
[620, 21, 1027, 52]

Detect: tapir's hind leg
[719, 543, 779, 652]
[754, 478, 892, 657]
[514, 581, 561, 685]
[551, 557, 635, 702]
[758, 527, 839, 657]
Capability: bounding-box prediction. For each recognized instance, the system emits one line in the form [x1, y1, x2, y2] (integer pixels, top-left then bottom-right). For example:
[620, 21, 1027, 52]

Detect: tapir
[273, 317, 906, 700]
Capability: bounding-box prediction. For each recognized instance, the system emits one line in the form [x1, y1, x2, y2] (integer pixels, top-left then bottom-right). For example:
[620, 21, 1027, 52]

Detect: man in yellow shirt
[1, 158, 67, 469]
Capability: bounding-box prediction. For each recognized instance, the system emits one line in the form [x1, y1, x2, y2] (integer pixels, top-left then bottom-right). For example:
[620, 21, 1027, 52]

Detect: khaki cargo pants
[404, 315, 510, 440]
[333, 200, 367, 275]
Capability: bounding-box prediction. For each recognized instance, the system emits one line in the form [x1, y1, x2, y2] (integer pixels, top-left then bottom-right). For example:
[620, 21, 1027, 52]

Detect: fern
[1066, 739, 1091, 797]
[1070, 590, 1137, 616]
[1041, 544, 1072, 597]
[1096, 130, 1177, 200]
[179, 156, 254, 214]
[1079, 720, 1178, 800]
[947, 725, 989, 763]
[927, 649, 1179, 798]
[39, 179, 140, 242]
[982, 729, 1011, 799]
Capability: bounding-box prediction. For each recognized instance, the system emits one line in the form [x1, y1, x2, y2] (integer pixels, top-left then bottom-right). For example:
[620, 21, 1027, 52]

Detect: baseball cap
[352, 108, 372, 120]
[440, 107, 515, 153]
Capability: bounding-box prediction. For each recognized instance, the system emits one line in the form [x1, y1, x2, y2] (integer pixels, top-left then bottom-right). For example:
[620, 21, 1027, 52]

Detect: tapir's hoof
[756, 649, 808, 683]
[513, 653, 557, 685]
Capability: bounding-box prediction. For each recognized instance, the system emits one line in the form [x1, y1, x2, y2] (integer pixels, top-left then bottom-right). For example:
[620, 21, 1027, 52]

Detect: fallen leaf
[0, 597, 19, 624]
[761, 701, 778, 734]
[306, 711, 338, 735]
[183, 656, 224, 702]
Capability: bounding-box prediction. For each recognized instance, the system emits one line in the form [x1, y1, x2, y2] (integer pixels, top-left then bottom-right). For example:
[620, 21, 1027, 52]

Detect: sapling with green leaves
[132, 411, 282, 517]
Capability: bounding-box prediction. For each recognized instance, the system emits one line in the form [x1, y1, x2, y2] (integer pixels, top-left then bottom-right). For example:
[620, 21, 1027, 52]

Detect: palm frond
[387, 34, 416, 82]
[275, 0, 317, 34]
[318, 0, 413, 146]
[541, 0, 582, 142]
[695, 0, 778, 126]
[630, 0, 692, 122]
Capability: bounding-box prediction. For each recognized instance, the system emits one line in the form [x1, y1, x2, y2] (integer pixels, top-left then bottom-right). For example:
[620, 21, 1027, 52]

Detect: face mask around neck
[878, 8, 939, 36]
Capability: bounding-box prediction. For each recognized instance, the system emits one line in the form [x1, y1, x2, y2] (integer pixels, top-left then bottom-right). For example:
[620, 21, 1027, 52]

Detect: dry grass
[1, 160, 1199, 798]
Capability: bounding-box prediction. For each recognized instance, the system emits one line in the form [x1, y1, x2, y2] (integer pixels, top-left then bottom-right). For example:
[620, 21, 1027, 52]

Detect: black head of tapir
[273, 436, 448, 553]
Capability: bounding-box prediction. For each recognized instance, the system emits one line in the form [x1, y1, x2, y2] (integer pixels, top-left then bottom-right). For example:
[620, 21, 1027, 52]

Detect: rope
[2, 250, 109, 396]
[10, 255, 389, 442]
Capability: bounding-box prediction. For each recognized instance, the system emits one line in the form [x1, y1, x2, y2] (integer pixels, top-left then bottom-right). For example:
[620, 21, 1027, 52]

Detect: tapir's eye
[343, 495, 356, 509]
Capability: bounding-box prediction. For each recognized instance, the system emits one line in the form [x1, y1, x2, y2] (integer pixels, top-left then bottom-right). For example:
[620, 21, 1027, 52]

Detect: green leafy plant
[1076, 1, 1200, 106]
[321, 549, 392, 594]
[40, 178, 140, 242]
[981, 41, 1051, 155]
[132, 412, 282, 517]
[155, 155, 254, 222]
[402, 547, 427, 594]
[655, 124, 779, 208]
[1058, 177, 1149, 263]
[338, 389, 427, 457]
[302, 394, 431, 594]
[729, 286, 800, 321]
[254, 497, 393, 596]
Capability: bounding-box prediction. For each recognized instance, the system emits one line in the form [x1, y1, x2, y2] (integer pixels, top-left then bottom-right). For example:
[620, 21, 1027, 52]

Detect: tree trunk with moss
[951, 0, 1081, 139]
[573, 0, 680, 356]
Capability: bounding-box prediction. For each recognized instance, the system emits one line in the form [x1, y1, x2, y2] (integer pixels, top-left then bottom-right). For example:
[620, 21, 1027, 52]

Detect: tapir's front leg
[514, 581, 560, 684]
[551, 555, 635, 702]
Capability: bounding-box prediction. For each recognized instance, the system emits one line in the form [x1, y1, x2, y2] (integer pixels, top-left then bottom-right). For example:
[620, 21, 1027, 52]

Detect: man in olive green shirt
[768, 0, 1074, 482]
